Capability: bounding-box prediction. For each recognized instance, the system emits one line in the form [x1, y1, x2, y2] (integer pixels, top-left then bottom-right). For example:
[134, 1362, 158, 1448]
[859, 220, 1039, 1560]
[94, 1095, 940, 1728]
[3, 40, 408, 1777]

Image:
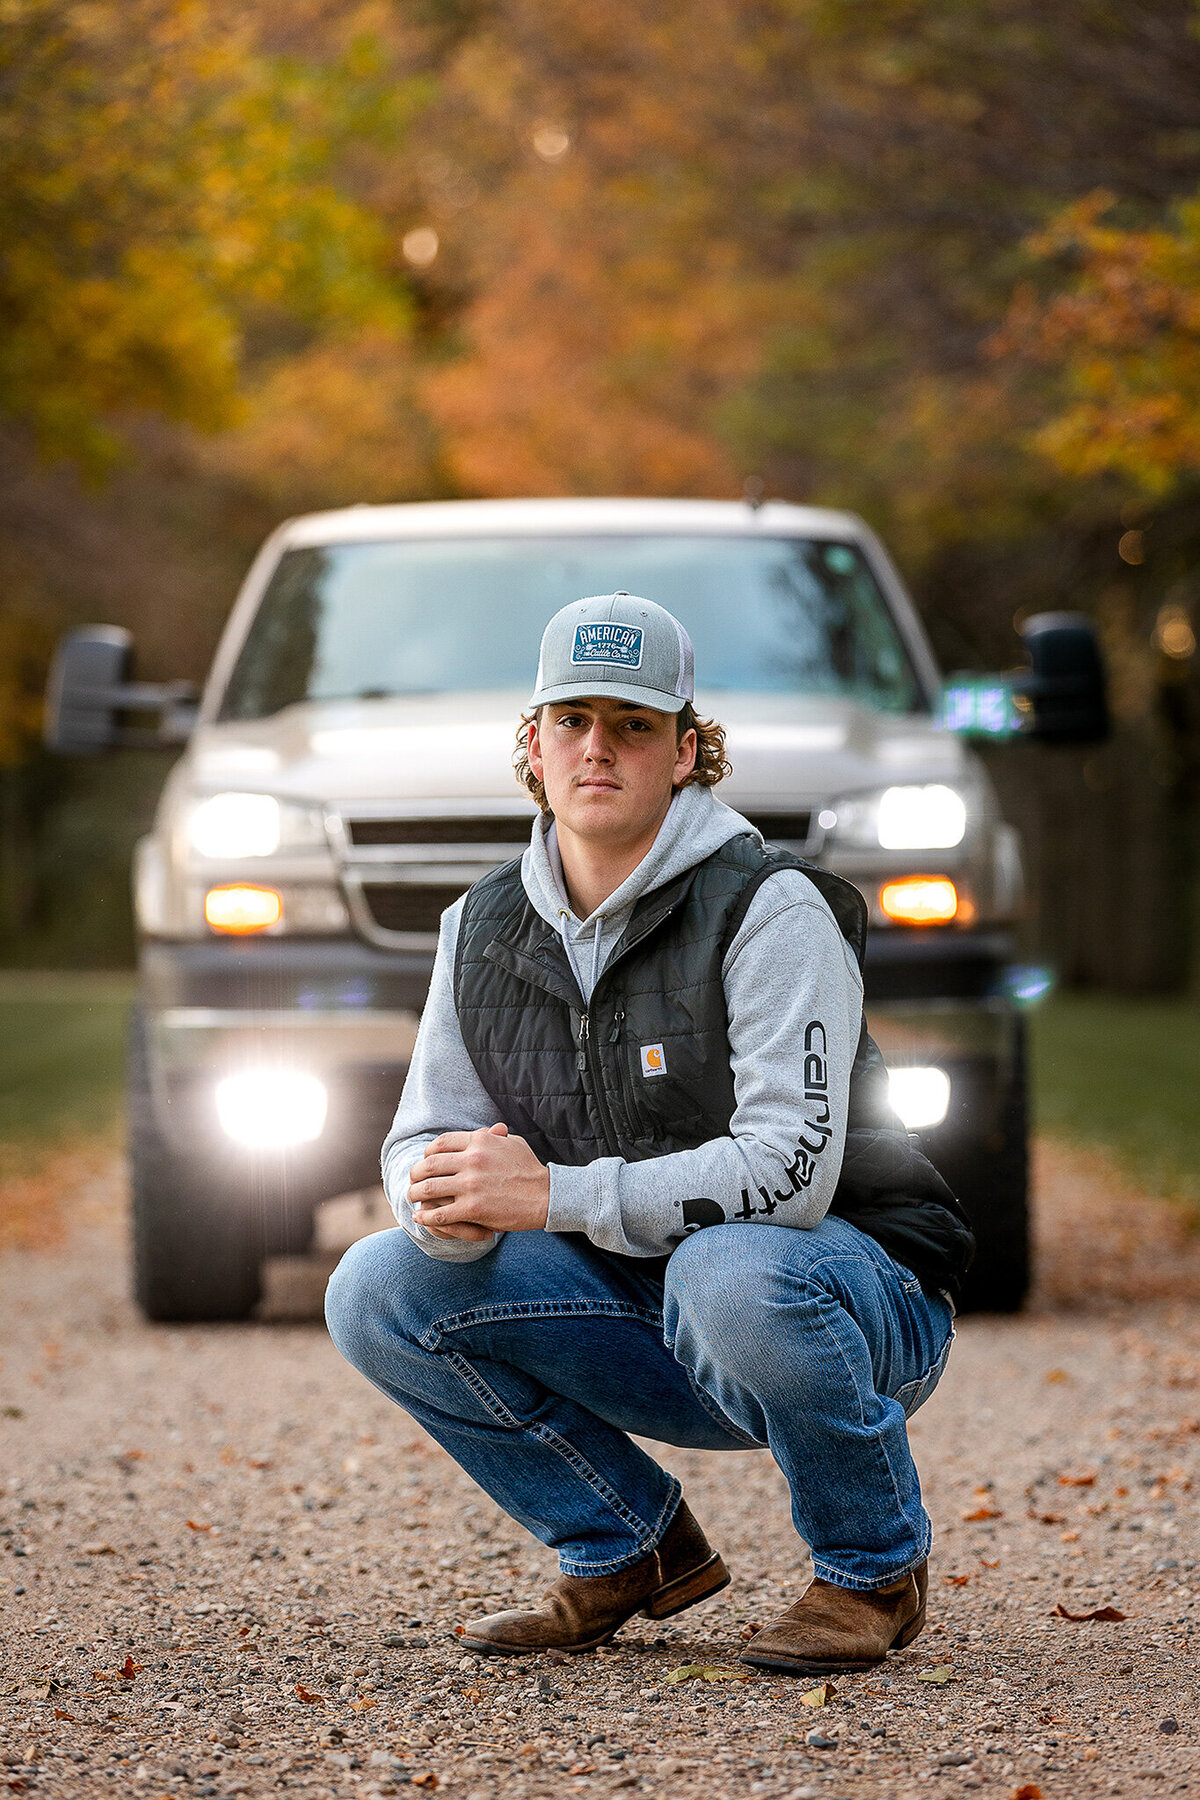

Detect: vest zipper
[576, 1006, 621, 1155]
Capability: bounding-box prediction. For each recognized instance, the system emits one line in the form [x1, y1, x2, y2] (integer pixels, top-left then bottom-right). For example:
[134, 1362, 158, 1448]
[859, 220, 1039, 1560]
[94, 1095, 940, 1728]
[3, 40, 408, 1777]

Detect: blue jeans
[325, 1218, 954, 1591]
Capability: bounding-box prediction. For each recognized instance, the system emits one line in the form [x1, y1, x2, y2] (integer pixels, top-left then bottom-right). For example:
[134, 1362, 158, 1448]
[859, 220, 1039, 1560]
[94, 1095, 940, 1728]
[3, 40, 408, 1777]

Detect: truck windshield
[218, 535, 924, 719]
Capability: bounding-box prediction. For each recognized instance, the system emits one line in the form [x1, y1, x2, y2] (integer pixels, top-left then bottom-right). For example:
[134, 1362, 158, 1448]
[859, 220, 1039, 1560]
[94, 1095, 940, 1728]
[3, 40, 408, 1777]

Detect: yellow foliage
[999, 190, 1200, 495]
[0, 0, 412, 470]
[213, 332, 441, 511]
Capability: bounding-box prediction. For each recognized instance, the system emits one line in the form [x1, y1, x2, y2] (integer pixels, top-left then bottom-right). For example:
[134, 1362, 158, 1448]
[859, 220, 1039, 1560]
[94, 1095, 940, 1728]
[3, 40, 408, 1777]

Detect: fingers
[421, 1219, 495, 1243]
[489, 1122, 510, 1137]
[425, 1131, 474, 1155]
[408, 1175, 461, 1203]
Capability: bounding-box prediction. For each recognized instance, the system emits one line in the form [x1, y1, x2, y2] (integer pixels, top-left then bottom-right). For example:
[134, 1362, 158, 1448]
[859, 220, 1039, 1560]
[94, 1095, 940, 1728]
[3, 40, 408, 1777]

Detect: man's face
[528, 698, 698, 848]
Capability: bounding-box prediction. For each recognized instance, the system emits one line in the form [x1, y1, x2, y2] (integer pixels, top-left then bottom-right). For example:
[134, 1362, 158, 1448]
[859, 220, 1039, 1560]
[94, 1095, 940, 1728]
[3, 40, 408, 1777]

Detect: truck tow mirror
[939, 612, 1110, 745]
[44, 626, 200, 754]
[1016, 611, 1110, 745]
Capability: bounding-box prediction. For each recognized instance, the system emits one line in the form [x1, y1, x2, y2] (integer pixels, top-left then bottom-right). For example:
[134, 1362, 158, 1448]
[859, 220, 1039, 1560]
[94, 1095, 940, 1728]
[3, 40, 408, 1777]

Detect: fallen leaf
[799, 1682, 835, 1707]
[1057, 1470, 1096, 1487]
[737, 1620, 763, 1641]
[350, 1696, 376, 1713]
[1051, 1603, 1126, 1622]
[1, 1406, 23, 1419]
[567, 1764, 596, 1776]
[459, 1687, 482, 1701]
[52, 1710, 75, 1722]
[943, 1574, 971, 1587]
[247, 1457, 273, 1470]
[119, 1657, 141, 1680]
[81, 1542, 115, 1556]
[1060, 1529, 1081, 1543]
[185, 1521, 212, 1533]
[961, 1506, 1003, 1521]
[518, 1743, 539, 1756]
[1011, 1786, 1043, 1799]
[916, 1665, 955, 1685]
[294, 1683, 325, 1704]
[664, 1662, 753, 1684]
[411, 1775, 438, 1791]
[1029, 1510, 1066, 1525]
[979, 1558, 1000, 1569]
[1044, 1369, 1071, 1384]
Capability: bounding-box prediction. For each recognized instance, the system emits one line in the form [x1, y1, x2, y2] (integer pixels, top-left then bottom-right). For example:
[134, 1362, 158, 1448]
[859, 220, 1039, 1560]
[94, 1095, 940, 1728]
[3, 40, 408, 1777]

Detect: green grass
[1031, 992, 1200, 1201]
[0, 972, 134, 1147]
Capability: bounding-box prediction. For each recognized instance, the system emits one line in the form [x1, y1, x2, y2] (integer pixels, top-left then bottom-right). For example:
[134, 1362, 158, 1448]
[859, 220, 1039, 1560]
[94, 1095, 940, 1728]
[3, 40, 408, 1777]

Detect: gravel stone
[1, 1139, 1199, 1798]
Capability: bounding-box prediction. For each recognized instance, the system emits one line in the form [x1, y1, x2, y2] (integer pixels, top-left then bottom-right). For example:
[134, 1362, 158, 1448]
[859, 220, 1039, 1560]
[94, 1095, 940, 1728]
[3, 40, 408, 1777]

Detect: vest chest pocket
[606, 1018, 716, 1156]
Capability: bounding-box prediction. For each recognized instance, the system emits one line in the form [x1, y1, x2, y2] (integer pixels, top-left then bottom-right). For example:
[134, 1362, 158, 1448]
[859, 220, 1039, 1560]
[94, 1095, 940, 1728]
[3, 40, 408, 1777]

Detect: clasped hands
[408, 1123, 550, 1242]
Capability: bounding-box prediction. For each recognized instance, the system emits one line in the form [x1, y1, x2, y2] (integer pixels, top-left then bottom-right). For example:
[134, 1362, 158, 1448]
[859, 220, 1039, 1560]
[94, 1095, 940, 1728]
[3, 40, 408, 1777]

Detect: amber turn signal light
[879, 876, 958, 925]
[204, 884, 282, 934]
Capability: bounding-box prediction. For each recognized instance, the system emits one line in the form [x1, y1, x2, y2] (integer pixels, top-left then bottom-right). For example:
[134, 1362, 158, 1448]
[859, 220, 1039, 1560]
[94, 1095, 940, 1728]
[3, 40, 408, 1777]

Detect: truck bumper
[139, 939, 435, 1184]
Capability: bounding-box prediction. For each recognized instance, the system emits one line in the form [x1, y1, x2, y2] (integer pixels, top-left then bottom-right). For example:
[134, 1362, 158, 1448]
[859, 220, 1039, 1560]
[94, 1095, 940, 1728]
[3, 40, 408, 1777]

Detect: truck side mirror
[1017, 612, 1110, 745]
[44, 626, 199, 754]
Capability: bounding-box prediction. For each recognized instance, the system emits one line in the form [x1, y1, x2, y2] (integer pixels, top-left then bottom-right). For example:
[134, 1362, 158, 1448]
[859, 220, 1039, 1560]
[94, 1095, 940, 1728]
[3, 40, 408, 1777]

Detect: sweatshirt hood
[520, 783, 759, 1000]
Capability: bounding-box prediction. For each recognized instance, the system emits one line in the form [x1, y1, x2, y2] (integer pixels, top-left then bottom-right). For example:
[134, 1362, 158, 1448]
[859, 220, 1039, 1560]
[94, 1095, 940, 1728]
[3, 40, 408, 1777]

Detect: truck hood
[179, 689, 971, 807]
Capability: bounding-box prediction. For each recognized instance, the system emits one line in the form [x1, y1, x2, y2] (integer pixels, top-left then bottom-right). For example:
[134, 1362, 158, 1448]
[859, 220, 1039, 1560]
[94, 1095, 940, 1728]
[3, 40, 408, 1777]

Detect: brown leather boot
[457, 1501, 729, 1655]
[739, 1561, 927, 1676]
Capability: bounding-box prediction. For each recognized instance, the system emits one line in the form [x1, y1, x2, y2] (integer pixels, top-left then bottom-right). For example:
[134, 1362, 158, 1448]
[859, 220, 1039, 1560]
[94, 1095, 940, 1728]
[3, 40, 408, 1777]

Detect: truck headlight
[215, 1070, 328, 1147]
[188, 792, 327, 859]
[827, 784, 968, 850]
[888, 1066, 951, 1129]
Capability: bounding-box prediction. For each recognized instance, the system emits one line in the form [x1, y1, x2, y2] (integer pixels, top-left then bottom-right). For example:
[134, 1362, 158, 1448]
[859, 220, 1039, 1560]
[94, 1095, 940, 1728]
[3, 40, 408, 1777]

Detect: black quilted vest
[453, 833, 975, 1300]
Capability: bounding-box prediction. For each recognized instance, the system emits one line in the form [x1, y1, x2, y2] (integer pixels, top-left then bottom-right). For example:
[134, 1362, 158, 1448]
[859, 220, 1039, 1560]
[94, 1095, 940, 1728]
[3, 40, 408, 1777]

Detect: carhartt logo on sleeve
[640, 1043, 666, 1077]
[571, 622, 644, 669]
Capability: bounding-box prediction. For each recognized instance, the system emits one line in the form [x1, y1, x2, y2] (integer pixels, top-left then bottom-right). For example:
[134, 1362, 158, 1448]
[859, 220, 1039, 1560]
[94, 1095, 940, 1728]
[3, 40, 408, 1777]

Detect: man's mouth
[576, 777, 621, 790]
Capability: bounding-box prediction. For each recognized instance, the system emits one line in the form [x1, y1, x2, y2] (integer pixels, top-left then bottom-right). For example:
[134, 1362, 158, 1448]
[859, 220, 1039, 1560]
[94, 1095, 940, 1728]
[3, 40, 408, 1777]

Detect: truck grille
[347, 816, 533, 847]
[360, 883, 469, 935]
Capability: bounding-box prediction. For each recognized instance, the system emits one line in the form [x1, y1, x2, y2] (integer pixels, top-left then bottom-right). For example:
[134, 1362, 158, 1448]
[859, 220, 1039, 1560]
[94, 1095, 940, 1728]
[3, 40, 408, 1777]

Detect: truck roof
[278, 497, 868, 548]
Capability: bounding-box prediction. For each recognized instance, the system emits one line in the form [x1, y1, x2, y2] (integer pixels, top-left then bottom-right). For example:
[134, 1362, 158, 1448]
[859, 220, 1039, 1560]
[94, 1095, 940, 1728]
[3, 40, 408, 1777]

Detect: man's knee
[324, 1228, 424, 1369]
[665, 1226, 769, 1369]
[663, 1224, 829, 1373]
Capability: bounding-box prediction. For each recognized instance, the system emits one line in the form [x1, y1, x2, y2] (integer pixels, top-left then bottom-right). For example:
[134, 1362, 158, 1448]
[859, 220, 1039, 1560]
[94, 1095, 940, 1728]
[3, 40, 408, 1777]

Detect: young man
[326, 593, 973, 1675]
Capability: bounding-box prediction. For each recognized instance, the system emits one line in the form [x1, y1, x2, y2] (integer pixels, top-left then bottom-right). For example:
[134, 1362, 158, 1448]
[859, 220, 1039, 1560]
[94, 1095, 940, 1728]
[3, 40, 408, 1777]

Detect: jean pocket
[892, 1327, 956, 1419]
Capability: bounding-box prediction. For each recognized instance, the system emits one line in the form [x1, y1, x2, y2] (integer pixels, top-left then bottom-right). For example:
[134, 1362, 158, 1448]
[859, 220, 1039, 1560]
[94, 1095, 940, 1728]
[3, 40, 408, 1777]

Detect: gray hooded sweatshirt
[381, 782, 863, 1261]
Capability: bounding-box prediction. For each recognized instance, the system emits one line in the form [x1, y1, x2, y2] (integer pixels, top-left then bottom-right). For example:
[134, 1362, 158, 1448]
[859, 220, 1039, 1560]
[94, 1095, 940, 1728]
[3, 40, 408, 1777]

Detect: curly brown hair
[513, 703, 732, 816]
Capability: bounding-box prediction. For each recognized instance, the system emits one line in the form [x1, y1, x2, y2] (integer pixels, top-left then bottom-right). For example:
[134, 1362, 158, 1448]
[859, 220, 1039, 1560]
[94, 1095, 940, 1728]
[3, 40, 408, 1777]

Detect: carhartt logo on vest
[571, 622, 644, 669]
[640, 1043, 667, 1077]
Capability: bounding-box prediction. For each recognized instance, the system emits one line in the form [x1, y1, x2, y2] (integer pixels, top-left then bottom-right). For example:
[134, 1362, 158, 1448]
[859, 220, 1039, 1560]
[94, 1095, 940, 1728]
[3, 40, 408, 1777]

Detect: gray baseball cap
[529, 593, 695, 713]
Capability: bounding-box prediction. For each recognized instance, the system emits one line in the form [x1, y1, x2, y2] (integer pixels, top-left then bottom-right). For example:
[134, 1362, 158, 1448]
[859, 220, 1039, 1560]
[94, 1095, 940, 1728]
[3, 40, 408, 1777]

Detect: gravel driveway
[1, 1141, 1197, 1799]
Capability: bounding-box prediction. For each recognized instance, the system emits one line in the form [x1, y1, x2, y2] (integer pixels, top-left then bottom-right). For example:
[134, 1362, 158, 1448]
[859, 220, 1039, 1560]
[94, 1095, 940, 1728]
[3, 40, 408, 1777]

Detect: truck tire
[128, 1009, 311, 1322]
[943, 1023, 1031, 1314]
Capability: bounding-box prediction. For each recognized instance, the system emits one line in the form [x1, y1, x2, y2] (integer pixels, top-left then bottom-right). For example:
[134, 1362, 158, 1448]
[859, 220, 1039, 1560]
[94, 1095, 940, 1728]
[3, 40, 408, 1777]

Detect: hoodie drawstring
[558, 908, 606, 1003]
[590, 914, 604, 994]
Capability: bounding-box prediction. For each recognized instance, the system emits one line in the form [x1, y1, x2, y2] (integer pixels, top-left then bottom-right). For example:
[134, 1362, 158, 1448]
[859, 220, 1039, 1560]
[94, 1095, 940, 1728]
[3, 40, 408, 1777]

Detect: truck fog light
[205, 884, 282, 933]
[880, 876, 958, 925]
[888, 1066, 951, 1130]
[215, 1070, 328, 1147]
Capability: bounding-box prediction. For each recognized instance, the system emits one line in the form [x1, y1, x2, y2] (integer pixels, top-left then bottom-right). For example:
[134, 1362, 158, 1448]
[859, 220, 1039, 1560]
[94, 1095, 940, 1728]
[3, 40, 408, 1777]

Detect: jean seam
[420, 1299, 663, 1345]
[558, 1481, 683, 1578]
[436, 1345, 677, 1574]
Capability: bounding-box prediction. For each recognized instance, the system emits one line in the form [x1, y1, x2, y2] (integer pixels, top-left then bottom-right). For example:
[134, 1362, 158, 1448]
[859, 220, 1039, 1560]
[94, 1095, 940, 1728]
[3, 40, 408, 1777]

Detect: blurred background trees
[3, 0, 1200, 985]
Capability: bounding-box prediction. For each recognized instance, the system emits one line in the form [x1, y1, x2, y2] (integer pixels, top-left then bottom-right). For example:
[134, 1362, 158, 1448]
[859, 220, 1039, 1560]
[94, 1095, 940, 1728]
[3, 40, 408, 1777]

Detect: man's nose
[583, 722, 615, 761]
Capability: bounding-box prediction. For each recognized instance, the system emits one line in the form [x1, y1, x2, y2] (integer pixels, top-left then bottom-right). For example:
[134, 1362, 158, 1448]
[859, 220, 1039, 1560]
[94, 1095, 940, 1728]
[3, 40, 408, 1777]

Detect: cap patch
[571, 621, 644, 670]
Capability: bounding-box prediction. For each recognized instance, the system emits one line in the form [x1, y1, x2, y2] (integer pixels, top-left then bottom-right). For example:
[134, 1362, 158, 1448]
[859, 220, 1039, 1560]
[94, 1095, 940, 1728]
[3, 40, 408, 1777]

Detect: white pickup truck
[46, 497, 1107, 1319]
